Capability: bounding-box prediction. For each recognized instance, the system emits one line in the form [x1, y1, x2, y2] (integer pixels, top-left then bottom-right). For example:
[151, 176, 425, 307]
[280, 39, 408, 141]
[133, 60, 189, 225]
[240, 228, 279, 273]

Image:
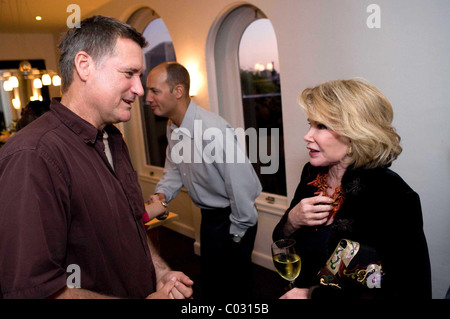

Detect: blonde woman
[273, 79, 431, 299]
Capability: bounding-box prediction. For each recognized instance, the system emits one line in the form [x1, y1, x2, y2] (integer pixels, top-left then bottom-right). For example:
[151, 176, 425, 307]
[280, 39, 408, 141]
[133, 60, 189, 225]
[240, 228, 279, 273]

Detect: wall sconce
[12, 97, 21, 109]
[185, 62, 201, 97]
[9, 76, 19, 88]
[1, 61, 61, 92]
[52, 75, 61, 86]
[3, 80, 13, 91]
[0, 61, 62, 116]
[30, 95, 43, 101]
[42, 74, 52, 86]
[33, 78, 43, 89]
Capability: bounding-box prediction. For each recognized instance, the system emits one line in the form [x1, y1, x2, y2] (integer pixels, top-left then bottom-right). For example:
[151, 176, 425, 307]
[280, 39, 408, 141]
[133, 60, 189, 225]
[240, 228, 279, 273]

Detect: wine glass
[271, 239, 301, 290]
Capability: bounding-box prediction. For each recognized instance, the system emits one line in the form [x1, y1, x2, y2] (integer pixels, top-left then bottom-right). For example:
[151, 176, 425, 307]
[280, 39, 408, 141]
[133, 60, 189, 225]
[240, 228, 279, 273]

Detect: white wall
[272, 0, 450, 298]
[7, 0, 446, 298]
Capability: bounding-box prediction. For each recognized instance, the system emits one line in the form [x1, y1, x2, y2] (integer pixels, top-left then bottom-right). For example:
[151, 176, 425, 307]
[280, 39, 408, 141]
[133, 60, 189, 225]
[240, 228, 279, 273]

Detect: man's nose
[145, 90, 153, 104]
[132, 77, 144, 97]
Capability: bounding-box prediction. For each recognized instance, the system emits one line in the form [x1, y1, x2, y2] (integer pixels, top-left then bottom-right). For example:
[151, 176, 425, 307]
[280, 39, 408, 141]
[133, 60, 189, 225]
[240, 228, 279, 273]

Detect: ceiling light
[35, 16, 42, 21]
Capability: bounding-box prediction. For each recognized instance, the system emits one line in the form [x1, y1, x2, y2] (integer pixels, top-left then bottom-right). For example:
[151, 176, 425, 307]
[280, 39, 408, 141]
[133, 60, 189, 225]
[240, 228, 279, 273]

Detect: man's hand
[148, 193, 169, 220]
[157, 271, 194, 299]
[149, 193, 167, 203]
[147, 277, 178, 299]
[145, 212, 193, 299]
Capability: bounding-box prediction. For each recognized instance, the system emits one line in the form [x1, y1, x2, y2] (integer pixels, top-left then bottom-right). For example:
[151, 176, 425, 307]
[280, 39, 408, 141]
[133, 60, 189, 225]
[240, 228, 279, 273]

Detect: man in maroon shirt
[0, 16, 193, 299]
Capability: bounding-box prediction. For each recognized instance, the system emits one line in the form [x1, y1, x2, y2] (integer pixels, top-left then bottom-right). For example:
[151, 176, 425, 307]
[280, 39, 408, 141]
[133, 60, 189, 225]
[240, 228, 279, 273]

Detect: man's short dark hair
[58, 15, 147, 93]
[165, 62, 190, 98]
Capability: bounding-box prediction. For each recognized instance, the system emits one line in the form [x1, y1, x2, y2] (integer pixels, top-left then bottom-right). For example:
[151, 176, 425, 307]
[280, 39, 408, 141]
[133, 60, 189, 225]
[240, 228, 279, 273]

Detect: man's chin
[119, 116, 132, 123]
[115, 111, 132, 124]
[150, 106, 163, 116]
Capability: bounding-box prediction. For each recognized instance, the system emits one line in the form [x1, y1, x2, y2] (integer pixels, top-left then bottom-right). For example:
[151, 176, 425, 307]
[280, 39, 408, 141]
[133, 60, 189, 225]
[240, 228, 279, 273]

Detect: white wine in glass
[272, 239, 301, 289]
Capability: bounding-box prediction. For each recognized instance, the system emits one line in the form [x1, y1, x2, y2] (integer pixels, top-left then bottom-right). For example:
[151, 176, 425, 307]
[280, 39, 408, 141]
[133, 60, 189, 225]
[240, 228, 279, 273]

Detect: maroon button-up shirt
[0, 99, 156, 298]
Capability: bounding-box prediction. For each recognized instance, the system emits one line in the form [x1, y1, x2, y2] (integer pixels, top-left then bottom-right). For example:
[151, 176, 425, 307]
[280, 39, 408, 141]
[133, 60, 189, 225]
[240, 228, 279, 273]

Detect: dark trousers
[200, 207, 257, 300]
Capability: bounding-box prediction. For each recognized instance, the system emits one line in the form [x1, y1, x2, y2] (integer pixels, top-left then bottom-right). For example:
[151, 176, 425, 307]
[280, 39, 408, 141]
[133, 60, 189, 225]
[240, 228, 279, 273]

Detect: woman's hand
[284, 194, 333, 235]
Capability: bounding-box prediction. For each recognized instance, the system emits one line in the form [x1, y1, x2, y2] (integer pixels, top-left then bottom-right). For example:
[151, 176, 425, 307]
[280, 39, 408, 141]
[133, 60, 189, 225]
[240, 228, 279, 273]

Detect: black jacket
[273, 163, 431, 299]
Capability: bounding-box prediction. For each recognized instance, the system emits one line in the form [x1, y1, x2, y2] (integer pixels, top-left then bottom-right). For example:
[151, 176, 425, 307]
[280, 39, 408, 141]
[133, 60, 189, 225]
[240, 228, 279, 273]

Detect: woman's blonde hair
[298, 78, 402, 169]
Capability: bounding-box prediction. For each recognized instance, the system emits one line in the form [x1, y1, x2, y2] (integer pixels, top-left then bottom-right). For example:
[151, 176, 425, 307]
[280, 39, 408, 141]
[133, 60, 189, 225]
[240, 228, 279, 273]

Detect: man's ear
[173, 84, 186, 99]
[73, 51, 92, 82]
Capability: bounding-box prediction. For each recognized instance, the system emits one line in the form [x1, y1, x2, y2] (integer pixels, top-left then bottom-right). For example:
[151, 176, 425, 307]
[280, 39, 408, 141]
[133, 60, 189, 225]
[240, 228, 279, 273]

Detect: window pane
[140, 19, 176, 167]
[239, 19, 286, 195]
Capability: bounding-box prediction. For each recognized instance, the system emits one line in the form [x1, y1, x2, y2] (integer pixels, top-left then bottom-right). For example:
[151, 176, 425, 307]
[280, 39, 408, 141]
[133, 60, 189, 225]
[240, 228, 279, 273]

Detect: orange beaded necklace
[307, 172, 344, 222]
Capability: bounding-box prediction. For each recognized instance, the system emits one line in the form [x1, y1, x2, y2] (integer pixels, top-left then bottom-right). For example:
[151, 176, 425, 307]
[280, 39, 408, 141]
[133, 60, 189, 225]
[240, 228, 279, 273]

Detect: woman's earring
[347, 145, 352, 156]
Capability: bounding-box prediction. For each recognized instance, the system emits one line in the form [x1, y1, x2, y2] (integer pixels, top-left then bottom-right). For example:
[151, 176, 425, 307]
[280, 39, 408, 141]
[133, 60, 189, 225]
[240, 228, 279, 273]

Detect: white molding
[255, 192, 288, 217]
[252, 250, 276, 272]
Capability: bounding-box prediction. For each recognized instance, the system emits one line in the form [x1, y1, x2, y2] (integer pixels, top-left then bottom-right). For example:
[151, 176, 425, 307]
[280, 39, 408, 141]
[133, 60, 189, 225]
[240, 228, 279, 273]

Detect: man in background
[15, 100, 51, 131]
[146, 62, 262, 299]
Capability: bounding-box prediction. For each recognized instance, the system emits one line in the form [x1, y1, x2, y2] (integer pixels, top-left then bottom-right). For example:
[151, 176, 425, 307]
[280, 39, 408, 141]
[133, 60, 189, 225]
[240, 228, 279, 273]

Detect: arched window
[239, 19, 286, 195]
[207, 5, 287, 198]
[139, 18, 176, 167]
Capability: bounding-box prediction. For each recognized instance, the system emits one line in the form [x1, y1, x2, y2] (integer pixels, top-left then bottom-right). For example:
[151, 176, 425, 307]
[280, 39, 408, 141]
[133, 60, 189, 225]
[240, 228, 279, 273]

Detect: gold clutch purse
[318, 239, 383, 289]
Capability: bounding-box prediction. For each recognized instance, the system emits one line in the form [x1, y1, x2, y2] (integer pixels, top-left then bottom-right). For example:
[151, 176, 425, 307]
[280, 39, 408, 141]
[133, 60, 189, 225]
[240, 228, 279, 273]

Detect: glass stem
[288, 281, 295, 290]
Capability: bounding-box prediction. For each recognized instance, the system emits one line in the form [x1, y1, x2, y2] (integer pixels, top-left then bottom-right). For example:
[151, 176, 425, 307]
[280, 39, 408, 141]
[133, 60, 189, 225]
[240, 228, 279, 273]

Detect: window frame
[205, 5, 288, 207]
[122, 8, 169, 182]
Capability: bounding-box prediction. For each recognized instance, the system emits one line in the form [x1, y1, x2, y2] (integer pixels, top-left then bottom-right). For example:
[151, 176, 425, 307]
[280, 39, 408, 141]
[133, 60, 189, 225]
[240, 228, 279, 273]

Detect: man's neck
[60, 93, 105, 131]
[170, 98, 191, 127]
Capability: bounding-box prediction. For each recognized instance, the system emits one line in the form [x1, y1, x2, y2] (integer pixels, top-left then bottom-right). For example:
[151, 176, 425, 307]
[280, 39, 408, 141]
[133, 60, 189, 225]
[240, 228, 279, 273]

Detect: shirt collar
[169, 100, 197, 139]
